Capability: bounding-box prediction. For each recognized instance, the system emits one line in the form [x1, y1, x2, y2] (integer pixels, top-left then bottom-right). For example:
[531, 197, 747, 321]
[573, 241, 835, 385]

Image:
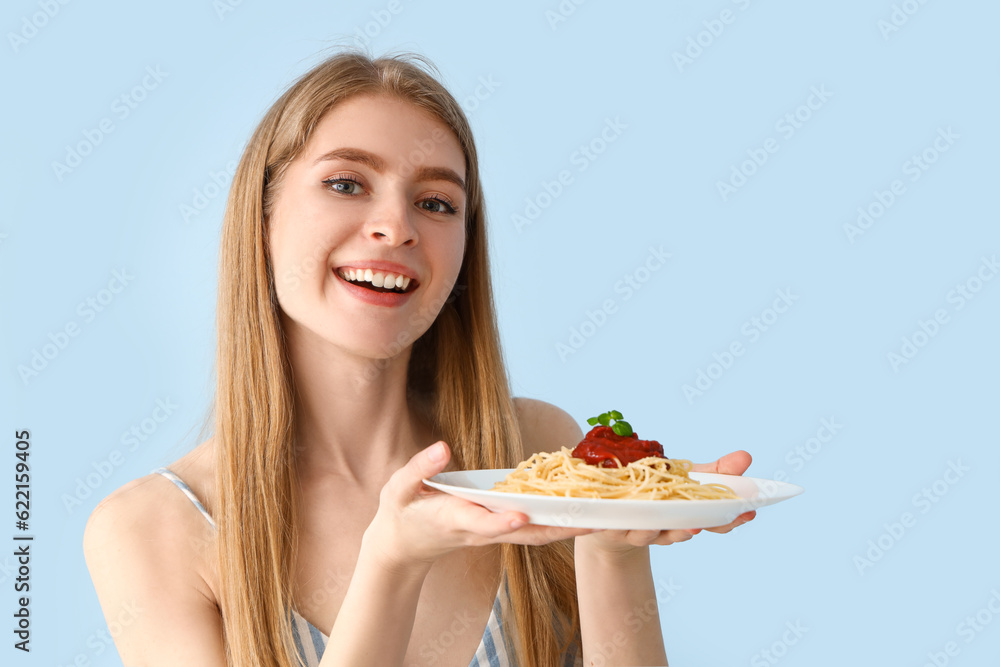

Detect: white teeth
[339, 267, 413, 292]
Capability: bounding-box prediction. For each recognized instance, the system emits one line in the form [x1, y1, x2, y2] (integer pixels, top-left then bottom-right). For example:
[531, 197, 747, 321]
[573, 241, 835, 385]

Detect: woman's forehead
[303, 94, 466, 177]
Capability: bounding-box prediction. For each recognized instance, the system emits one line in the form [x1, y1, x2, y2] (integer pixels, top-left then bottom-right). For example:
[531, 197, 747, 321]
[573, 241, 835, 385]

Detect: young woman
[83, 51, 755, 667]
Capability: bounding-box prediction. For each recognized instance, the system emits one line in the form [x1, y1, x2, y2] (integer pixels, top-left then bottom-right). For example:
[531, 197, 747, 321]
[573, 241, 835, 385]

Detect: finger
[502, 523, 598, 546]
[704, 510, 757, 534]
[383, 441, 451, 505]
[444, 506, 597, 545]
[649, 529, 695, 546]
[442, 498, 535, 538]
[625, 530, 661, 547]
[689, 450, 752, 476]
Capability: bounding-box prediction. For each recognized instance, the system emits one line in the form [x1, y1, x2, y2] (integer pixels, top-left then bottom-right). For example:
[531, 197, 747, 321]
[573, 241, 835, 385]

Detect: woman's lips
[334, 269, 416, 307]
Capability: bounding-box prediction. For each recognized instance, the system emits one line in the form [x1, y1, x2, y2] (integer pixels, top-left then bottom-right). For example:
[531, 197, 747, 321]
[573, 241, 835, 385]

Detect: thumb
[692, 450, 751, 475]
[384, 441, 451, 505]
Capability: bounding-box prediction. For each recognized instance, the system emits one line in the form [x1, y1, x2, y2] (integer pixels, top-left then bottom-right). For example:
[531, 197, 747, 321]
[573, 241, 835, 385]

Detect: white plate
[424, 469, 804, 530]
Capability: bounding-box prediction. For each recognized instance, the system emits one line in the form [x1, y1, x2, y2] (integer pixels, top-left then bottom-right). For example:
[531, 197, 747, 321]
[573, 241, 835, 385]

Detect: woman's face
[268, 94, 468, 361]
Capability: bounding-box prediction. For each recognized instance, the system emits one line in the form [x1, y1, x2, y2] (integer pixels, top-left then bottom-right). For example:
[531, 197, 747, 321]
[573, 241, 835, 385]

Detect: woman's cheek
[440, 227, 467, 282]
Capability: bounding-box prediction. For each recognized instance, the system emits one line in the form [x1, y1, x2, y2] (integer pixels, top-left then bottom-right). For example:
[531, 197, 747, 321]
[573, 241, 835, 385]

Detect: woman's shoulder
[511, 397, 584, 457]
[82, 438, 227, 663]
[83, 438, 219, 603]
[86, 437, 217, 531]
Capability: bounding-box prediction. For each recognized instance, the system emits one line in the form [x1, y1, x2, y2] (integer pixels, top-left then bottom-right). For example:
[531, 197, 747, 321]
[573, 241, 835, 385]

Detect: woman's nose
[365, 196, 417, 247]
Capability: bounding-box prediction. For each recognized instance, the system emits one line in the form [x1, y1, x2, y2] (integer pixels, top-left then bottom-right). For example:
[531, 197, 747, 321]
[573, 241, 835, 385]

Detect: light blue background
[3, 1, 998, 665]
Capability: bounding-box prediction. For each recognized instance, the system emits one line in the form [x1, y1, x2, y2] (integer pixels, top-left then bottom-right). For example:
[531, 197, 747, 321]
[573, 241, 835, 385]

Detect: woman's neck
[282, 317, 433, 487]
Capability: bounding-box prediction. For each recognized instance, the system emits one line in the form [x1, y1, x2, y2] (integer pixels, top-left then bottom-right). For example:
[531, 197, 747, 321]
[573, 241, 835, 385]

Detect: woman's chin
[284, 313, 418, 356]
[338, 336, 416, 365]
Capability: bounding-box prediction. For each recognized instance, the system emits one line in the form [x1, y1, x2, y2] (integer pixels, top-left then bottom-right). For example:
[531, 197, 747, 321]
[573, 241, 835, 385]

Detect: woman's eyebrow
[414, 166, 466, 193]
[312, 147, 466, 193]
[313, 147, 385, 171]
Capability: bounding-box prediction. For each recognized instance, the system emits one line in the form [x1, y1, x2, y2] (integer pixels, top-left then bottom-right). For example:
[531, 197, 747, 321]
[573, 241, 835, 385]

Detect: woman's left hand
[576, 449, 757, 554]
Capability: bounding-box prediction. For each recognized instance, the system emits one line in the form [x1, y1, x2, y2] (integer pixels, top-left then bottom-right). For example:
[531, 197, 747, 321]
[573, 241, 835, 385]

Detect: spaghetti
[493, 414, 740, 500]
[491, 448, 739, 500]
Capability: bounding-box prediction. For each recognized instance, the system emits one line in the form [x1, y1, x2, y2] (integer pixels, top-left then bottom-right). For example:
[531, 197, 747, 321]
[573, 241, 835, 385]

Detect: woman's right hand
[362, 440, 593, 574]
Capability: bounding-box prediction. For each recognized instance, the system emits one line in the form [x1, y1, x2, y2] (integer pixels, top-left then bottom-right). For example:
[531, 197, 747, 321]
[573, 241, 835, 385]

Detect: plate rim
[424, 468, 804, 505]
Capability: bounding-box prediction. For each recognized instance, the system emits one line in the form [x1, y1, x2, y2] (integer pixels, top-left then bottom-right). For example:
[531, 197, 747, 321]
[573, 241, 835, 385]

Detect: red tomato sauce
[571, 425, 667, 468]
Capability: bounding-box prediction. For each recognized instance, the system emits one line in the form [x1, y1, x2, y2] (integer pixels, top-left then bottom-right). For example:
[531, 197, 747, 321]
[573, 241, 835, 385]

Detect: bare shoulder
[512, 397, 584, 458]
[84, 467, 215, 567]
[85, 438, 218, 569]
[82, 441, 226, 665]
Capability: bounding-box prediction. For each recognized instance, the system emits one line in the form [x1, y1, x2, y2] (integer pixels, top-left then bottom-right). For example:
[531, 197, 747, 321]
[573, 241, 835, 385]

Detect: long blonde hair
[213, 50, 578, 667]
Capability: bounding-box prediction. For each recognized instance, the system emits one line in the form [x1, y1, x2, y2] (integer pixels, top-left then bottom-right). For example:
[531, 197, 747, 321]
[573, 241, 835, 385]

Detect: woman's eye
[323, 177, 364, 195]
[419, 197, 457, 214]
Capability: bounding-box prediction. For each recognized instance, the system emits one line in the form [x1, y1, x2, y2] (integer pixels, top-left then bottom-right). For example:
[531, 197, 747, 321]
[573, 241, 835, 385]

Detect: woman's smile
[333, 260, 421, 307]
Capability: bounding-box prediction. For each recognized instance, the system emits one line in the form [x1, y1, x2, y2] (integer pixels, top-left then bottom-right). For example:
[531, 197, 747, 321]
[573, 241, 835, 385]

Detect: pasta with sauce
[492, 424, 739, 501]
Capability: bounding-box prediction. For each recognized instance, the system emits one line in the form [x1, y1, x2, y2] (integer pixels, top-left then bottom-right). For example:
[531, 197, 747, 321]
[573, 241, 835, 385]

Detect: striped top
[151, 467, 580, 667]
